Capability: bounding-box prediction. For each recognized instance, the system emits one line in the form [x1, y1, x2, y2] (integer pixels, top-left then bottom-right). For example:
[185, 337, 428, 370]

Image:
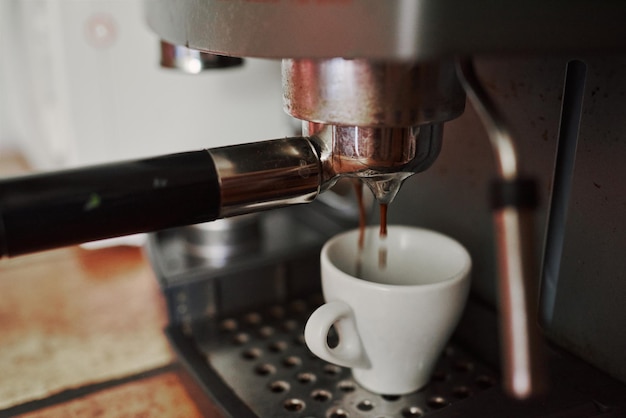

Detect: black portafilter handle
[0, 138, 322, 258]
[0, 151, 220, 257]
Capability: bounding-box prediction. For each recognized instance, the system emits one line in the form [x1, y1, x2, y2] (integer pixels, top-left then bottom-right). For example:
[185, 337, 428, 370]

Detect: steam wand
[456, 59, 547, 399]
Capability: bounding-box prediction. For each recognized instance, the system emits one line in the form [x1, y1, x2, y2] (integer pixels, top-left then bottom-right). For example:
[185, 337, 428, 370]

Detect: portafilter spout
[283, 58, 465, 204]
[305, 123, 444, 205]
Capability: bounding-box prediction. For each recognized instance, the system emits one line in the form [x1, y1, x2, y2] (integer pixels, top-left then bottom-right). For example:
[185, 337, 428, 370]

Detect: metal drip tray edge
[170, 297, 498, 418]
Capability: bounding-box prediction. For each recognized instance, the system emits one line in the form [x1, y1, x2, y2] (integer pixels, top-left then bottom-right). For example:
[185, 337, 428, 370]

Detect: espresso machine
[2, 1, 626, 416]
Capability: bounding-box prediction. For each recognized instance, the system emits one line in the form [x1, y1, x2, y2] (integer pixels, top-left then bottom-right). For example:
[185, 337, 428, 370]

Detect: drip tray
[190, 297, 498, 418]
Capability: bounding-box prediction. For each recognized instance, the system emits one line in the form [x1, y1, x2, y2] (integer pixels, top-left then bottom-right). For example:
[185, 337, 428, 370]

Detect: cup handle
[304, 301, 370, 369]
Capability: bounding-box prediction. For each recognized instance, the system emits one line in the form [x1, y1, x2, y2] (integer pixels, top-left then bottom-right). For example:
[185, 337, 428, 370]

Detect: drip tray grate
[197, 298, 497, 418]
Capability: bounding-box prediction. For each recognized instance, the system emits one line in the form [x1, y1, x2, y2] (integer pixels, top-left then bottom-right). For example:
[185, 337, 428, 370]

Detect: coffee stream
[378, 203, 388, 269]
[354, 179, 367, 251]
[353, 179, 388, 277]
[354, 179, 365, 278]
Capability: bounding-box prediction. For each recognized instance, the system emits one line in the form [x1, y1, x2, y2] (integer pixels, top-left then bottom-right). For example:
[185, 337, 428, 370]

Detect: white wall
[1, 0, 292, 169]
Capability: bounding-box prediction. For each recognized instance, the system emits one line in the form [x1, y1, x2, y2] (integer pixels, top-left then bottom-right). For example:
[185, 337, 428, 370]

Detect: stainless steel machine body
[145, 0, 626, 60]
[144, 2, 626, 415]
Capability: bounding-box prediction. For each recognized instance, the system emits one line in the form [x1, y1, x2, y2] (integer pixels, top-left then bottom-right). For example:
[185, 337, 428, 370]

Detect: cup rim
[321, 225, 471, 291]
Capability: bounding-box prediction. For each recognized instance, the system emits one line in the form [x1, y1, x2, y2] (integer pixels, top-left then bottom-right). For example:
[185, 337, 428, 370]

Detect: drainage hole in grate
[232, 332, 250, 345]
[244, 312, 262, 325]
[282, 320, 299, 332]
[269, 380, 291, 393]
[323, 364, 342, 376]
[401, 406, 423, 417]
[357, 400, 375, 411]
[283, 398, 305, 412]
[311, 389, 332, 402]
[254, 364, 276, 376]
[219, 319, 238, 332]
[268, 305, 285, 319]
[258, 326, 275, 339]
[427, 396, 448, 409]
[283, 356, 302, 368]
[269, 341, 288, 353]
[337, 380, 356, 393]
[327, 407, 349, 418]
[289, 299, 308, 313]
[297, 372, 317, 384]
[242, 348, 262, 360]
[475, 375, 496, 389]
[452, 385, 472, 399]
[381, 394, 401, 402]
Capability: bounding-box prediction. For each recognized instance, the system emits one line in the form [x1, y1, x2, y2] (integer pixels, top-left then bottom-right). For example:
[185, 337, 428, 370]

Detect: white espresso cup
[304, 225, 471, 395]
